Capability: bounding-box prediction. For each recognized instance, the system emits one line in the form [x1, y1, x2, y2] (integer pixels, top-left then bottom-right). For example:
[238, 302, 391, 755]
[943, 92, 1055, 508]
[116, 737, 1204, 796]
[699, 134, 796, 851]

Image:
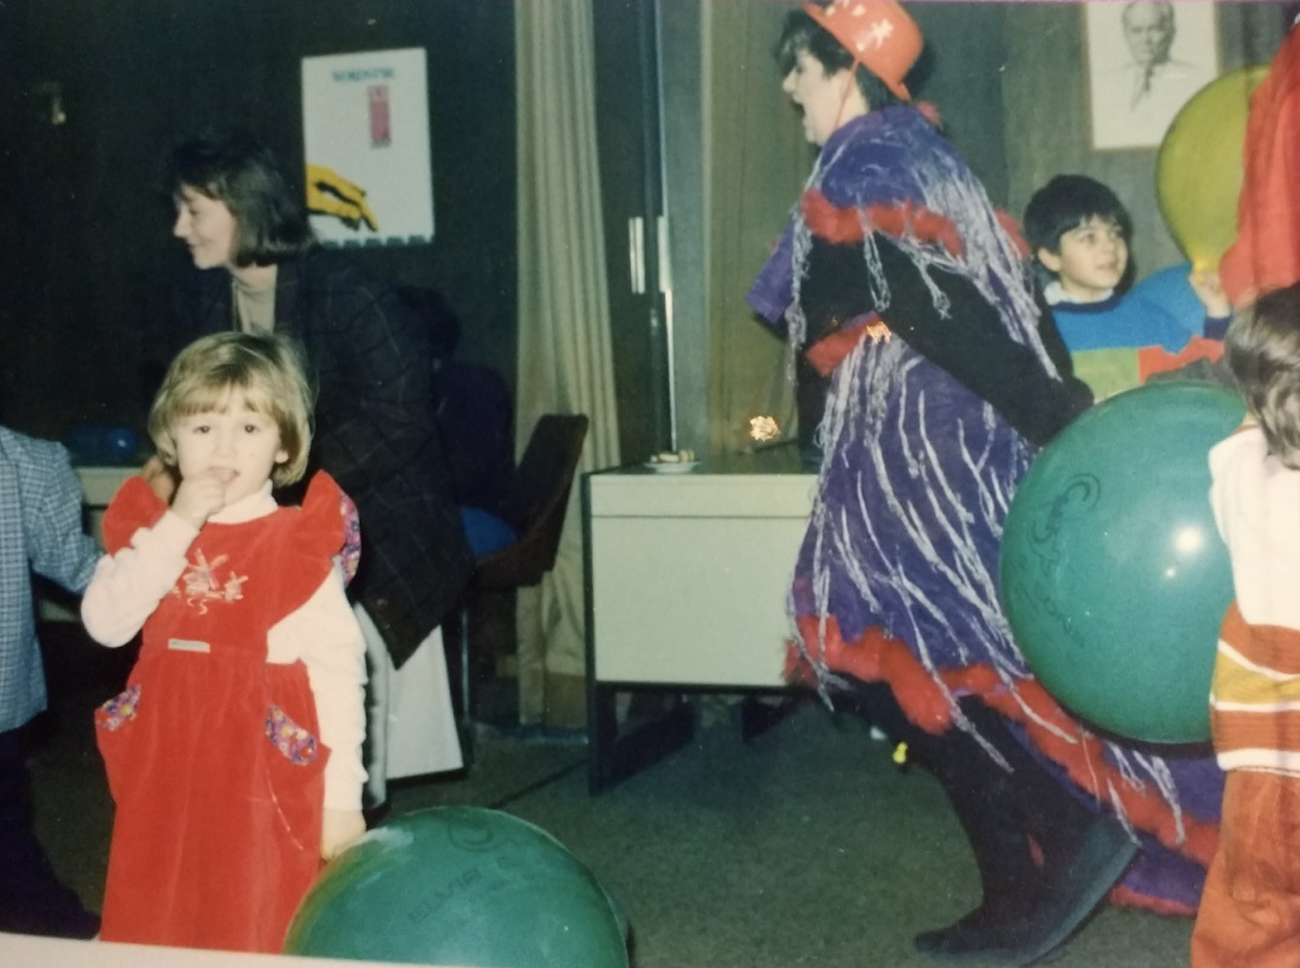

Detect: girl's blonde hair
[1226, 282, 1300, 470]
[149, 332, 314, 486]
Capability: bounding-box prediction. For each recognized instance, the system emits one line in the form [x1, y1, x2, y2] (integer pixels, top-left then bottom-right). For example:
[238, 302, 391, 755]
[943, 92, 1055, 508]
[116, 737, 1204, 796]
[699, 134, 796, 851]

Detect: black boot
[845, 683, 1038, 960]
[910, 758, 1045, 962]
[845, 683, 1135, 967]
[903, 700, 1048, 964]
[914, 697, 1136, 966]
[959, 700, 1137, 966]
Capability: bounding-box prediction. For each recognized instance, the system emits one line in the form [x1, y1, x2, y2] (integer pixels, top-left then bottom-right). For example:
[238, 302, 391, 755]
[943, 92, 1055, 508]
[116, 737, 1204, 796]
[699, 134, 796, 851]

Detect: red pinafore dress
[95, 472, 345, 953]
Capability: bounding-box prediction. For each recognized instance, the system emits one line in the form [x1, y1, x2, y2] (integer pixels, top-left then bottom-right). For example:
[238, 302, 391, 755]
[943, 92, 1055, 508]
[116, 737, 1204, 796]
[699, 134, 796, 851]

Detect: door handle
[628, 216, 646, 295]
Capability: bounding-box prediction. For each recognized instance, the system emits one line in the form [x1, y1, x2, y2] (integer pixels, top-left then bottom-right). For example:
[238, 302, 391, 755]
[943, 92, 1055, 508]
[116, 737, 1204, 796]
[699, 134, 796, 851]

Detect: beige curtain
[515, 0, 620, 728]
[702, 1, 810, 454]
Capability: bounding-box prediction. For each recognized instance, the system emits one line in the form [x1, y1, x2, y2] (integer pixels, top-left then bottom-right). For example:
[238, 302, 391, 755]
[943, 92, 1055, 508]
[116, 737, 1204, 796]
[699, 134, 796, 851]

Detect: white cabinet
[582, 446, 815, 790]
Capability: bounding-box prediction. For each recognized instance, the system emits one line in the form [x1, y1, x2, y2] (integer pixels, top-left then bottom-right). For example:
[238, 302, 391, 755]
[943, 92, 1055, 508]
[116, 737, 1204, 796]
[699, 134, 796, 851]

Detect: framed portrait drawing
[1085, 2, 1220, 151]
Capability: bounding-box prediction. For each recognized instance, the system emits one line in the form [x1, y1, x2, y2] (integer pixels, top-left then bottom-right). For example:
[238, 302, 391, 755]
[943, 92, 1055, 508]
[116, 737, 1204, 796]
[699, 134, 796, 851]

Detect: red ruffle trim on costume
[790, 614, 1219, 915]
[802, 189, 966, 259]
[914, 101, 942, 128]
[996, 210, 1031, 259]
[804, 315, 894, 377]
[1108, 884, 1197, 919]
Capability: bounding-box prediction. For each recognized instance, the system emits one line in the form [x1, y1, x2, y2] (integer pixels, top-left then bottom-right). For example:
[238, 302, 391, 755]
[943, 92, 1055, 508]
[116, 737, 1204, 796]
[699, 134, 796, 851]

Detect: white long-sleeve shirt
[1208, 423, 1300, 775]
[1209, 424, 1300, 632]
[81, 481, 367, 810]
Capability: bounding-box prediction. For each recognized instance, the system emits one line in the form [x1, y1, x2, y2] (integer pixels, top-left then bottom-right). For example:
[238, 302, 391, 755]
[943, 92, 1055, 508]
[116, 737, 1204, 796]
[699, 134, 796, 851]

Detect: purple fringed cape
[750, 106, 1222, 914]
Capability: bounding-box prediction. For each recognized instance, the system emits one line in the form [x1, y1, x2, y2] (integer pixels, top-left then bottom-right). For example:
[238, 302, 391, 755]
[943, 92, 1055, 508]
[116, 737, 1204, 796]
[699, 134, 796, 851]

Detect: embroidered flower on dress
[173, 548, 248, 614]
[96, 683, 142, 731]
[265, 704, 318, 765]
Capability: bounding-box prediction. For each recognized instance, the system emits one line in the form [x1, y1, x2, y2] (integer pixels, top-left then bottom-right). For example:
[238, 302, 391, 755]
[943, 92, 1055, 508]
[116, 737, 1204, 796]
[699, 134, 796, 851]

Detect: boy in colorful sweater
[1192, 281, 1300, 968]
[1024, 174, 1229, 398]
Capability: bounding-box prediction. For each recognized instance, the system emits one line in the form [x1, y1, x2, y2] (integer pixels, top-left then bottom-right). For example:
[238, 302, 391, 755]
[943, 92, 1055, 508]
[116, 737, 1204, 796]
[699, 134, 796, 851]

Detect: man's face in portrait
[1122, 2, 1176, 68]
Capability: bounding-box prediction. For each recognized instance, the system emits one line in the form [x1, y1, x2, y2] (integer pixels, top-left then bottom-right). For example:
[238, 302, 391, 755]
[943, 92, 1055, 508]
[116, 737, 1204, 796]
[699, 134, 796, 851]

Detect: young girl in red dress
[82, 331, 367, 953]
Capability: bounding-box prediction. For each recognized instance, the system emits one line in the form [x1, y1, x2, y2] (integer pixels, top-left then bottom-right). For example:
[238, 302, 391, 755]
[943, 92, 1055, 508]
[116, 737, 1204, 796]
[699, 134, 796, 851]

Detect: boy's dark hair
[1022, 174, 1134, 257]
[162, 133, 314, 268]
[775, 8, 907, 112]
[1226, 282, 1300, 469]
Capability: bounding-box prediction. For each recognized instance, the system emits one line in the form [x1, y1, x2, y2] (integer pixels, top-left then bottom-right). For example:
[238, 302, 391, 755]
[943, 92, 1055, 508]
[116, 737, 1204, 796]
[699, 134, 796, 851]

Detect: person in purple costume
[749, 4, 1224, 965]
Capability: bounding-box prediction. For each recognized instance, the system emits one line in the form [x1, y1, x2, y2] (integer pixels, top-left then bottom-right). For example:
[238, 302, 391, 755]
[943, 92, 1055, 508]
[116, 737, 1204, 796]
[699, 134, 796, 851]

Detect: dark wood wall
[910, 2, 1011, 205]
[2, 1, 1296, 454]
[0, 0, 516, 442]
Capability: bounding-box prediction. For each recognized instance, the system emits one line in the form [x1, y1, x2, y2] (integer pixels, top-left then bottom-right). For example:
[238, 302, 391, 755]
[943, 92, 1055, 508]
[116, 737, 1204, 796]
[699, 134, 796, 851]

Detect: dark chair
[455, 413, 590, 740]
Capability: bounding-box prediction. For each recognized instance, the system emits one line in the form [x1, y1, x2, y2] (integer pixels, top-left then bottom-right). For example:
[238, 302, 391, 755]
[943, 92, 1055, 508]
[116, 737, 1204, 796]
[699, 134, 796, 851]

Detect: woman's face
[782, 49, 858, 147]
[173, 186, 238, 270]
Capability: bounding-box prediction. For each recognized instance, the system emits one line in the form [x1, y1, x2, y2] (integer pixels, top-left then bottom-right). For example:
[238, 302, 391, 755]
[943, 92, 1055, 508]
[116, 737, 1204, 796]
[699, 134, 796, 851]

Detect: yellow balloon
[1157, 64, 1270, 271]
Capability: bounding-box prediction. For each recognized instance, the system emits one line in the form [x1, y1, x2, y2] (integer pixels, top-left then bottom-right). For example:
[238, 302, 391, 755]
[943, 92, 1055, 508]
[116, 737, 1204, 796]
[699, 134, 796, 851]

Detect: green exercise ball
[1000, 382, 1245, 744]
[284, 806, 629, 968]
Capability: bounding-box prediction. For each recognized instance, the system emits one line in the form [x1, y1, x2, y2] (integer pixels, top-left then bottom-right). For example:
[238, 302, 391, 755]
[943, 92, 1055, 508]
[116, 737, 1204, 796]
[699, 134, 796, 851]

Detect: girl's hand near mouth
[170, 469, 230, 529]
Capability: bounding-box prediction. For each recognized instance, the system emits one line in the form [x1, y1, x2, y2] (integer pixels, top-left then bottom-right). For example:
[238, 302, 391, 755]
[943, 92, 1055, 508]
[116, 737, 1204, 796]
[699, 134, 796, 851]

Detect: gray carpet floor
[25, 624, 1195, 967]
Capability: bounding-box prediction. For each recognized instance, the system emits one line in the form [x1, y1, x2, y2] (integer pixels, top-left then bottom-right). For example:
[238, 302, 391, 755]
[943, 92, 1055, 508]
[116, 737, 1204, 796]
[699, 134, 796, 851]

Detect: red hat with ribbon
[802, 0, 923, 102]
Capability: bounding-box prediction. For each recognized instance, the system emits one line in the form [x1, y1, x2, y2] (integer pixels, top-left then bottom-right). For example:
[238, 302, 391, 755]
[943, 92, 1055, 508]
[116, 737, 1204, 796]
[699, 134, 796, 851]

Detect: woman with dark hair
[750, 3, 1222, 964]
[161, 132, 474, 804]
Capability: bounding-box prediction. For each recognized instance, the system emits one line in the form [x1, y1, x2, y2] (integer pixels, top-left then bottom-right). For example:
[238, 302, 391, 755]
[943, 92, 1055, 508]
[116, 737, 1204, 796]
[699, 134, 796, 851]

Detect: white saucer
[644, 460, 699, 474]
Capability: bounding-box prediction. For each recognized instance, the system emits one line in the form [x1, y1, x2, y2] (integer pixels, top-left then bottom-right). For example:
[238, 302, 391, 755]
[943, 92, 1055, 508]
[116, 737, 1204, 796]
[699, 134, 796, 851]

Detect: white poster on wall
[1085, 2, 1220, 152]
[301, 47, 434, 246]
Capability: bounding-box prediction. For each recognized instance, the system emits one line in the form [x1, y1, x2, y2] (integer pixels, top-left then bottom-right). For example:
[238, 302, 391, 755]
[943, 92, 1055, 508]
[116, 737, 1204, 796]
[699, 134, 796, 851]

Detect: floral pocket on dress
[95, 683, 141, 731]
[265, 704, 318, 765]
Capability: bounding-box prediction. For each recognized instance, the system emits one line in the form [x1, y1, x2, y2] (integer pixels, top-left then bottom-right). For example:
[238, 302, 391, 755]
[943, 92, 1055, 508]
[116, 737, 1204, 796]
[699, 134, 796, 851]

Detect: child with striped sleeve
[1193, 281, 1300, 968]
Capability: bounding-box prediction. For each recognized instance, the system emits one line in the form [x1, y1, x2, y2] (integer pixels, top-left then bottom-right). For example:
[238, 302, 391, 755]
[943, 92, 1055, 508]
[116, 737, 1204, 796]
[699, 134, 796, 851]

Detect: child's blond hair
[149, 332, 314, 486]
[1226, 282, 1300, 470]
